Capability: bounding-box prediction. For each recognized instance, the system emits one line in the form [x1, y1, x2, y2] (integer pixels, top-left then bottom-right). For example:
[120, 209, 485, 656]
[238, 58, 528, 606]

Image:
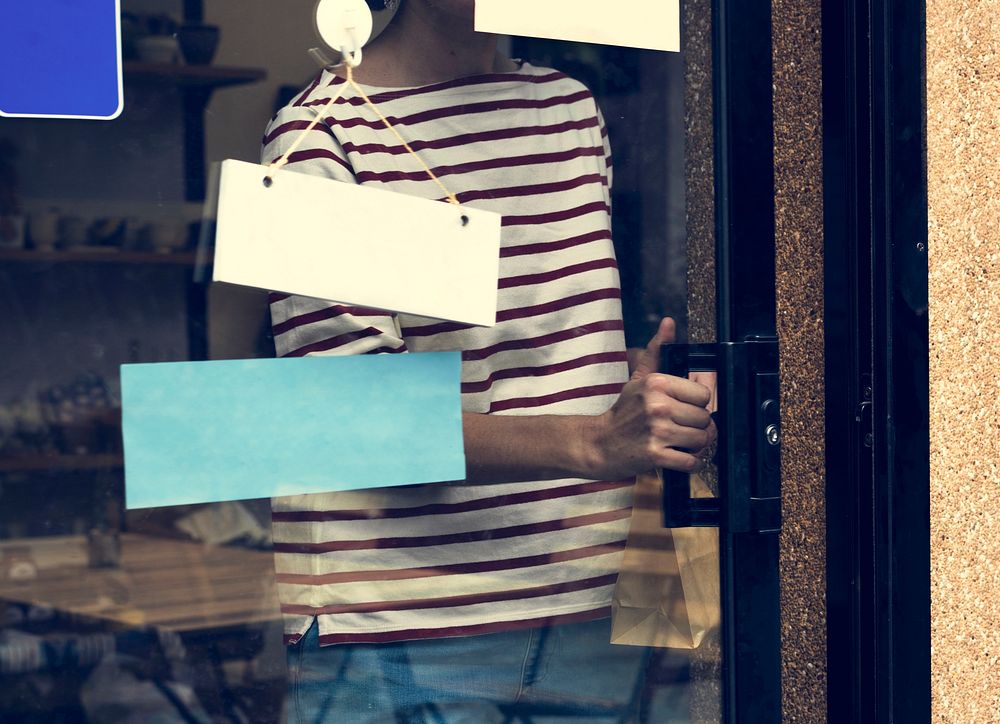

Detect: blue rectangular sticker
[0, 1, 123, 119]
[121, 354, 465, 509]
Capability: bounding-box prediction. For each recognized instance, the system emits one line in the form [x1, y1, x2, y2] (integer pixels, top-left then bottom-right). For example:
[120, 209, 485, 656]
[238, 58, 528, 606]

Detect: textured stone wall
[771, 0, 827, 721]
[684, 0, 717, 348]
[926, 2, 1000, 720]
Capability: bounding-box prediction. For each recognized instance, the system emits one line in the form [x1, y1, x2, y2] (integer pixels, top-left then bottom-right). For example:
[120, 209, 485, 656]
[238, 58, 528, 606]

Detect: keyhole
[460, 215, 469, 227]
[262, 176, 273, 188]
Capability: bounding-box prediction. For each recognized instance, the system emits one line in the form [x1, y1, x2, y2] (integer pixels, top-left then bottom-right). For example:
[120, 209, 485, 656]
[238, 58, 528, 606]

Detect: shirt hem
[283, 603, 612, 646]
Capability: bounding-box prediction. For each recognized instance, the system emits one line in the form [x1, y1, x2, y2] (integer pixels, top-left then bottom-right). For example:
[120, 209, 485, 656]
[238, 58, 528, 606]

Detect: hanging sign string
[267, 80, 349, 175]
[268, 62, 460, 206]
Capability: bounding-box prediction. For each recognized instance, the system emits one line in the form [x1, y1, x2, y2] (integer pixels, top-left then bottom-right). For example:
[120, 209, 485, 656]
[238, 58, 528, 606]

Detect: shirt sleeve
[260, 100, 408, 358]
[596, 104, 613, 193]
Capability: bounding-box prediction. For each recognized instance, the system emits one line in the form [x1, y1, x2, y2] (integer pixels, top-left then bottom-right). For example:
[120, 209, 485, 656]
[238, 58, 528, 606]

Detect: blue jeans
[286, 618, 655, 723]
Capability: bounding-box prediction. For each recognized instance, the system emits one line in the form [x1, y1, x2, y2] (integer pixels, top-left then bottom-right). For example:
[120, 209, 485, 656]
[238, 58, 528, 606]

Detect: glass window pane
[0, 2, 722, 720]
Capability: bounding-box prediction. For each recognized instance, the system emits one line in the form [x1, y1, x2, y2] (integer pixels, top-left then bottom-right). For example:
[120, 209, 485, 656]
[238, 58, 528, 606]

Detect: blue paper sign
[121, 354, 466, 509]
[0, 1, 123, 119]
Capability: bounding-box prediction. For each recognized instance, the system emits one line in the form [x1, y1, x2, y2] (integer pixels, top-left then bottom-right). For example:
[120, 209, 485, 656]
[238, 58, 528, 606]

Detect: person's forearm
[462, 412, 604, 484]
[461, 371, 715, 485]
[459, 320, 716, 485]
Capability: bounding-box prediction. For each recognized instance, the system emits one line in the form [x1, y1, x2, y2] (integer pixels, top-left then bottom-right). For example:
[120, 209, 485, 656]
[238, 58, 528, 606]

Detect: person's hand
[628, 317, 675, 380]
[588, 371, 715, 478]
[630, 317, 717, 410]
[589, 316, 717, 478]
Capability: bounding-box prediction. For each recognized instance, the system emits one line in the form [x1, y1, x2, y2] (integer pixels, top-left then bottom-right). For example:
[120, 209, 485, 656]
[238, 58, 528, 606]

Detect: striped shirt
[262, 62, 633, 645]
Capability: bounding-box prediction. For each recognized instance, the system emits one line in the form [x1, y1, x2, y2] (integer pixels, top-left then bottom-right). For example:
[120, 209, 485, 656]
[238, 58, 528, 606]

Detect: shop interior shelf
[123, 62, 267, 89]
[0, 454, 124, 474]
[0, 249, 199, 266]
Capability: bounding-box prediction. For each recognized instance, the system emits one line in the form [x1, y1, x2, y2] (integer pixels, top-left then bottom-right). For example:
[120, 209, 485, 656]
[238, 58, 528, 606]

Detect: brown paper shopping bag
[610, 469, 721, 648]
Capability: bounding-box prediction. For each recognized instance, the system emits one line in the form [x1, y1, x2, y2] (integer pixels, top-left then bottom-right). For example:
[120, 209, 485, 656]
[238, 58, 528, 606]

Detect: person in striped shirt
[265, 0, 715, 720]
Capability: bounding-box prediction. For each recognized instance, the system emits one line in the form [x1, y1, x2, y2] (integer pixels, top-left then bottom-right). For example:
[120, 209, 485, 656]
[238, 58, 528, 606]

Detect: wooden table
[0, 534, 285, 720]
[0, 533, 281, 632]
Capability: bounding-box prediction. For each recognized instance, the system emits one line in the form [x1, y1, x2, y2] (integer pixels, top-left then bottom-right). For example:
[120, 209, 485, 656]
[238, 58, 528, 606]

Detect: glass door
[0, 0, 781, 721]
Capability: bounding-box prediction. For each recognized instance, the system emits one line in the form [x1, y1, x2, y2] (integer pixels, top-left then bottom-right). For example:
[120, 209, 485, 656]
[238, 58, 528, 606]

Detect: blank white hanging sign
[475, 0, 680, 53]
[213, 160, 502, 327]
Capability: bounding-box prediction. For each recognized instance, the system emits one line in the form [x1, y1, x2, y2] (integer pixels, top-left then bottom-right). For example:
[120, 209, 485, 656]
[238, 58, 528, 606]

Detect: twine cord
[268, 81, 349, 174]
[268, 63, 460, 206]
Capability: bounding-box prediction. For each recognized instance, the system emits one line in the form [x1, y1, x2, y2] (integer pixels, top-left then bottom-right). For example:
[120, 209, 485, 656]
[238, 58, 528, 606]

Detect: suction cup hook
[314, 0, 374, 67]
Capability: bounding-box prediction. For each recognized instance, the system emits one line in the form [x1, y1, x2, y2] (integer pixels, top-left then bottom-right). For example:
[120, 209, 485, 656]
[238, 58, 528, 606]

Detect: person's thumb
[632, 317, 677, 379]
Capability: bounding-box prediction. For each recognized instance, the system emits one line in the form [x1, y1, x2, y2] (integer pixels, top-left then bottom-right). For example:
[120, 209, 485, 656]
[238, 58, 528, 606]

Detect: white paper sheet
[212, 159, 502, 326]
[475, 0, 680, 53]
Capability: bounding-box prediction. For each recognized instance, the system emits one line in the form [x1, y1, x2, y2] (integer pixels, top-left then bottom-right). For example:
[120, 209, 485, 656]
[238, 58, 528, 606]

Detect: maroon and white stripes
[275, 541, 628, 585]
[263, 62, 631, 645]
[297, 607, 613, 646]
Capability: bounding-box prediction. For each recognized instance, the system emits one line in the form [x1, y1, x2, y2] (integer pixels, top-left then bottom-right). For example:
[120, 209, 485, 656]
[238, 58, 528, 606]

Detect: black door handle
[661, 339, 782, 533]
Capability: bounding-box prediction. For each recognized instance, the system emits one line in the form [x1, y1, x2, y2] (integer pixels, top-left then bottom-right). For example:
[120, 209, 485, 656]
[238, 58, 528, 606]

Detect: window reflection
[0, 2, 712, 721]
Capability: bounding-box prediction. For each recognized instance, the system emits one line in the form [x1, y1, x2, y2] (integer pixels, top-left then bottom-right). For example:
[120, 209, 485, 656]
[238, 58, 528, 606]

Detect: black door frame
[663, 0, 782, 719]
[823, 0, 930, 720]
[714, 0, 782, 721]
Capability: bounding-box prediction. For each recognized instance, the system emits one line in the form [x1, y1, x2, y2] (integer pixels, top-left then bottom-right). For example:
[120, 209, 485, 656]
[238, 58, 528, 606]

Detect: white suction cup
[314, 0, 374, 66]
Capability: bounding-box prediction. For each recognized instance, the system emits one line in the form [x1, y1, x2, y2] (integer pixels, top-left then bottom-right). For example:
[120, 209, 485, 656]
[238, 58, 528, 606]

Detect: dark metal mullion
[825, 0, 930, 719]
[821, 0, 851, 715]
[882, 0, 931, 718]
[713, 4, 777, 346]
[712, 0, 780, 720]
[858, 0, 879, 705]
[711, 0, 737, 712]
[854, 0, 880, 717]
[714, 0, 738, 709]
[823, 0, 878, 718]
[870, 0, 894, 720]
[873, 6, 895, 704]
[855, 0, 882, 716]
[713, 0, 734, 345]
